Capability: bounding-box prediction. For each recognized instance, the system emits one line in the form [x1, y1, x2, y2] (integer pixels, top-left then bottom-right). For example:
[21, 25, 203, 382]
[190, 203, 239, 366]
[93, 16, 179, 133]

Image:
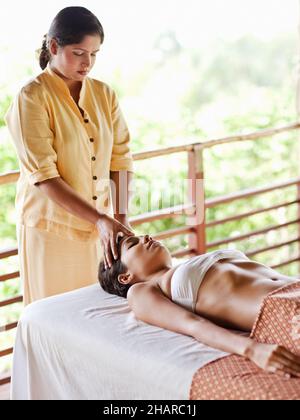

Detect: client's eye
[128, 237, 139, 249]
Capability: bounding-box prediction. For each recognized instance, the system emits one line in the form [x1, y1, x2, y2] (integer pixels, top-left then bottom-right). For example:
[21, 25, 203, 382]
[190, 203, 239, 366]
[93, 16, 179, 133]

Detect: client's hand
[247, 341, 300, 378]
[96, 214, 134, 269]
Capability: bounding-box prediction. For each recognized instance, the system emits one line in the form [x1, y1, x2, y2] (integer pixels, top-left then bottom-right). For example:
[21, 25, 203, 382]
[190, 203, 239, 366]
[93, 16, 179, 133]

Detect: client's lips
[78, 70, 88, 75]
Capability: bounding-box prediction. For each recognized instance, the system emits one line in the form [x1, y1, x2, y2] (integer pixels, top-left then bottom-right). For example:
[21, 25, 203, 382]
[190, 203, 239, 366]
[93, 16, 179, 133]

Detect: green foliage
[0, 95, 11, 128]
[0, 128, 18, 243]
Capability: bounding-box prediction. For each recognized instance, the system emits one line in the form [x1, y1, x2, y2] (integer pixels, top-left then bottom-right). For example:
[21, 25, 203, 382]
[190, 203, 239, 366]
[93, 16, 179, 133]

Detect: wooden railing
[1, 121, 300, 388]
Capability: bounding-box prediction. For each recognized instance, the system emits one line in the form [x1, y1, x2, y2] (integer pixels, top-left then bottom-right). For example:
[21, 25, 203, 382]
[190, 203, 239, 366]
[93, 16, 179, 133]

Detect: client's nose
[144, 235, 152, 243]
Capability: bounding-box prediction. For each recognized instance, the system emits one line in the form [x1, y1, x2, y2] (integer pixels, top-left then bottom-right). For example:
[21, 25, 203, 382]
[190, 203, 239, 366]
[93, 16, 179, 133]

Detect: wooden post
[296, 0, 300, 115]
[297, 183, 300, 272]
[187, 145, 206, 255]
[297, 0, 300, 271]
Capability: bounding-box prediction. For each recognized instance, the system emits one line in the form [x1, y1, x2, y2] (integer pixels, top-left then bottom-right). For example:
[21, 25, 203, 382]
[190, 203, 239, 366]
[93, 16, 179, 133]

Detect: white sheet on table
[11, 284, 229, 400]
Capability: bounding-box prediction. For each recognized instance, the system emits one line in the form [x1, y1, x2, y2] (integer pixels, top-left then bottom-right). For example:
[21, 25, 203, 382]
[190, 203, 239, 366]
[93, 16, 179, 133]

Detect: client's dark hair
[98, 240, 131, 298]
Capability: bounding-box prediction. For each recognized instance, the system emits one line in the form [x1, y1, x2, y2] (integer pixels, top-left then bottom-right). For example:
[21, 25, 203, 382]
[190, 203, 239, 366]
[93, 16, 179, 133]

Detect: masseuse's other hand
[247, 341, 300, 378]
[96, 214, 134, 269]
[115, 215, 134, 233]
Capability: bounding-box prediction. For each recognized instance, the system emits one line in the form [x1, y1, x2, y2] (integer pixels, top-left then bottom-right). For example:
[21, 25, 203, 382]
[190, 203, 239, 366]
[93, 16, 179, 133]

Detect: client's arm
[127, 284, 300, 377]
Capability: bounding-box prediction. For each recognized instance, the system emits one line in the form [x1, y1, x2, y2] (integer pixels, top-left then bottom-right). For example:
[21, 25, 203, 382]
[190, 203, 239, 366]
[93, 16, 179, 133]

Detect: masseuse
[5, 6, 134, 305]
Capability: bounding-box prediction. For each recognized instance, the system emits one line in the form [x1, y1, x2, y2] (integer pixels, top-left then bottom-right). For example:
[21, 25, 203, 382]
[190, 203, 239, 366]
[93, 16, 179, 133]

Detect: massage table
[11, 282, 300, 400]
[11, 284, 227, 400]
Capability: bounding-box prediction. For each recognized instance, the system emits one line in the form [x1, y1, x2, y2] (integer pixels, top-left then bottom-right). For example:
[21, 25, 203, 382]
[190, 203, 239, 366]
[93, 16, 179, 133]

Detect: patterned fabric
[250, 281, 300, 355]
[189, 354, 300, 400]
[189, 281, 300, 400]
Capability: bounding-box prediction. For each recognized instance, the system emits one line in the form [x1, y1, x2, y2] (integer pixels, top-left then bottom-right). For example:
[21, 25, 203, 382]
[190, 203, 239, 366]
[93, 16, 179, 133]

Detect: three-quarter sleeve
[5, 85, 60, 185]
[109, 90, 134, 172]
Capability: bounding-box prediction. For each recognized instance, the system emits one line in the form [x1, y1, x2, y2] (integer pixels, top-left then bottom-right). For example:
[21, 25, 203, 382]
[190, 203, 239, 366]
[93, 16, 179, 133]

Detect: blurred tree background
[0, 0, 300, 373]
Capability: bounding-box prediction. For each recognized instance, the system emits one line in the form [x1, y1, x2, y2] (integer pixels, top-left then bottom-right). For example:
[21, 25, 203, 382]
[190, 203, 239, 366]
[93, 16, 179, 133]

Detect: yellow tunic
[5, 64, 134, 304]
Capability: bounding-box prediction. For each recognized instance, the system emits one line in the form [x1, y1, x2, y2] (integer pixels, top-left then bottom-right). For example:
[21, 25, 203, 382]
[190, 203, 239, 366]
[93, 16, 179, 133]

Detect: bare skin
[116, 234, 300, 378]
[184, 258, 295, 331]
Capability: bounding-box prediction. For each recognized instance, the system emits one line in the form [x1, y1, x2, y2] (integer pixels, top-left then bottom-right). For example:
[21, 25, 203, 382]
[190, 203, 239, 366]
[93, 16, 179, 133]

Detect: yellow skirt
[17, 224, 103, 306]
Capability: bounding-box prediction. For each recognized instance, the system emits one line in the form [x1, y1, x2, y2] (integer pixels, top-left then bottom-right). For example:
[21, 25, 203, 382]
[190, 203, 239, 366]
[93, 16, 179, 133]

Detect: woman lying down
[98, 234, 300, 378]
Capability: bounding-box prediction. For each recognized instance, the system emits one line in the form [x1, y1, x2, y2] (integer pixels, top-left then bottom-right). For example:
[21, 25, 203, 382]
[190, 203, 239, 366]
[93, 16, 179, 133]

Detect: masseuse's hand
[247, 341, 300, 378]
[115, 215, 133, 233]
[96, 214, 134, 269]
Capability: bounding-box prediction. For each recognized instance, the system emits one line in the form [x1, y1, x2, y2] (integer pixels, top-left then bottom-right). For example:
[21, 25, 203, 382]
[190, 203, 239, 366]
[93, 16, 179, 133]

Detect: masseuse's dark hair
[98, 239, 131, 298]
[39, 6, 104, 70]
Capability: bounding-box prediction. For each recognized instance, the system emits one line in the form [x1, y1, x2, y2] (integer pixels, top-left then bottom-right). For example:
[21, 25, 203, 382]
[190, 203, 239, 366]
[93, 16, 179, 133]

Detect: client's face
[119, 234, 172, 280]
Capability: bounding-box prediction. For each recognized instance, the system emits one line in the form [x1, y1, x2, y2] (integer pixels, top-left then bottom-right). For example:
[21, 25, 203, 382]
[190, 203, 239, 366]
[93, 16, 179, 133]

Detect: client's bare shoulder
[127, 282, 163, 300]
[127, 282, 166, 311]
